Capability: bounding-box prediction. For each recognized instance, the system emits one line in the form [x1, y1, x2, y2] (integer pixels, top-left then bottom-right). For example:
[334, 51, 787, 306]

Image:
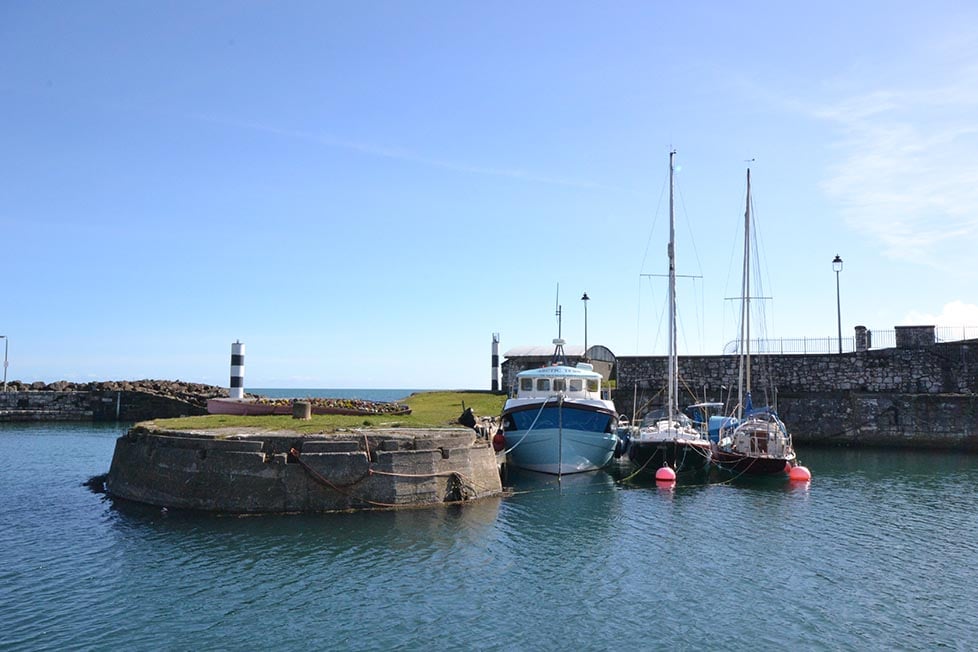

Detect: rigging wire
[675, 172, 708, 352]
[636, 165, 670, 355]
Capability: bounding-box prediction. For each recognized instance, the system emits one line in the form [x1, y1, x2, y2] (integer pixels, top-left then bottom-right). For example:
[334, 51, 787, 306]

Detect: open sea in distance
[3, 396, 978, 651]
[249, 388, 425, 402]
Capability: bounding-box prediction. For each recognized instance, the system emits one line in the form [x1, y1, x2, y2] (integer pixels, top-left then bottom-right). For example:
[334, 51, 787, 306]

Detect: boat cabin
[512, 363, 605, 401]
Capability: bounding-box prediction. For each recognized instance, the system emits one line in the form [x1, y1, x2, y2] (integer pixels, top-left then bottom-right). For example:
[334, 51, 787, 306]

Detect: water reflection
[499, 465, 618, 496]
[106, 493, 502, 557]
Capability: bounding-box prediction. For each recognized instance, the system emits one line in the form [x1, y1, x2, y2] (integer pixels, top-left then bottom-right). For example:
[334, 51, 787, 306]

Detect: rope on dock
[288, 447, 492, 508]
[289, 447, 385, 507]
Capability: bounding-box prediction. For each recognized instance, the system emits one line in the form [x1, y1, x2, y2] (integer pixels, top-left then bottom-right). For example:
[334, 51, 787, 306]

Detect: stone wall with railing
[617, 341, 978, 403]
[501, 325, 978, 448]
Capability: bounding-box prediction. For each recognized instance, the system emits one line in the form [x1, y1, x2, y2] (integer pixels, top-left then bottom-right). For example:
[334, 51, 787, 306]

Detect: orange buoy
[655, 465, 677, 482]
[789, 465, 812, 482]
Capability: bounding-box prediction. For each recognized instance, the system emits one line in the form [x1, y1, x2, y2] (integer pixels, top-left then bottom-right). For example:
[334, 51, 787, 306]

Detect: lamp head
[832, 254, 843, 273]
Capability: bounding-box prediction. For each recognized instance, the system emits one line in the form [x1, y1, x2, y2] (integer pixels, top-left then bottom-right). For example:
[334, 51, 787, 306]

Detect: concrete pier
[105, 424, 503, 513]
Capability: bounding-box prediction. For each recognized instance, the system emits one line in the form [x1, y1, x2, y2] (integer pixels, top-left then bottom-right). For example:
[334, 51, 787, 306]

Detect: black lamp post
[832, 255, 843, 353]
[581, 292, 590, 357]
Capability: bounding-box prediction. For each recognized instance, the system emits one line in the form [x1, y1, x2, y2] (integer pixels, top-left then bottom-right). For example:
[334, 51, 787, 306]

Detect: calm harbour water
[3, 418, 978, 651]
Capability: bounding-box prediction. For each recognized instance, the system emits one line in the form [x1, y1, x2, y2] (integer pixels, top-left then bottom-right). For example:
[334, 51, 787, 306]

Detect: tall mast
[737, 168, 752, 417]
[745, 168, 752, 398]
[667, 150, 677, 423]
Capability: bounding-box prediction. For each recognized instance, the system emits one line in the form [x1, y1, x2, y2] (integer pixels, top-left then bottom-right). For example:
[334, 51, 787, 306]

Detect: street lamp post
[581, 292, 590, 358]
[832, 255, 843, 354]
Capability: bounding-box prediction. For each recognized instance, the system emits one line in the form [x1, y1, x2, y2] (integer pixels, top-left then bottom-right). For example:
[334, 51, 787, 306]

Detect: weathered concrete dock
[106, 425, 503, 512]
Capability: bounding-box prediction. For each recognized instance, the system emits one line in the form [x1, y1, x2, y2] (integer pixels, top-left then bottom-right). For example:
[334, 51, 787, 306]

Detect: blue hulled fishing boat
[498, 338, 620, 475]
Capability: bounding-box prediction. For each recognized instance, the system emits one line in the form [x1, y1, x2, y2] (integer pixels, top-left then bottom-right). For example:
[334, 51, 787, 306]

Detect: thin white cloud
[814, 55, 978, 273]
[902, 300, 978, 328]
[190, 112, 618, 191]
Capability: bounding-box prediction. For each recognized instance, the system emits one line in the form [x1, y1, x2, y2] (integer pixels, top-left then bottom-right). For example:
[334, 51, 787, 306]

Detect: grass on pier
[146, 390, 506, 434]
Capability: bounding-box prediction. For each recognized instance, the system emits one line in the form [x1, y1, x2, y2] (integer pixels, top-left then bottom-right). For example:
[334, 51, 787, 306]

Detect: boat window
[553, 378, 566, 391]
[643, 408, 667, 424]
[520, 378, 533, 391]
[568, 379, 582, 392]
[586, 379, 598, 392]
[508, 407, 614, 433]
[536, 379, 550, 391]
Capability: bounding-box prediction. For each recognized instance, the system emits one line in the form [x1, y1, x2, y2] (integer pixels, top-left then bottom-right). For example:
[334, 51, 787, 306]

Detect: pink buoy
[784, 462, 793, 474]
[789, 465, 812, 482]
[655, 466, 677, 482]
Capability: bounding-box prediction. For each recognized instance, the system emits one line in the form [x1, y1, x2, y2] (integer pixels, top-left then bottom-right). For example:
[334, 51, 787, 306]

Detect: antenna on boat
[552, 283, 566, 365]
[555, 283, 562, 339]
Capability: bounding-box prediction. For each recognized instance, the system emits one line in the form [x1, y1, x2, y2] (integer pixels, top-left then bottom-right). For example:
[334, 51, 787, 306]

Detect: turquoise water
[3, 421, 978, 650]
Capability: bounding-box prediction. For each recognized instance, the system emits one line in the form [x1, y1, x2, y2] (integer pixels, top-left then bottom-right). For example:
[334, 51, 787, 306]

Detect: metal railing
[722, 326, 978, 355]
[937, 325, 978, 342]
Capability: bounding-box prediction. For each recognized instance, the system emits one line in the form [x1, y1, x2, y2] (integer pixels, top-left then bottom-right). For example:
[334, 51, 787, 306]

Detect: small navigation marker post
[230, 340, 245, 399]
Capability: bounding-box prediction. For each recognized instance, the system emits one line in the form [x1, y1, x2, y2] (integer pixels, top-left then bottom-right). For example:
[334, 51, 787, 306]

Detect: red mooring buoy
[492, 432, 506, 452]
[789, 465, 812, 482]
[655, 465, 677, 483]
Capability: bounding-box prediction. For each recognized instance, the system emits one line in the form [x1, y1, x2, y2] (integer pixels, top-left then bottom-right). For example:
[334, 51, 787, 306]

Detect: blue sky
[3, 1, 978, 389]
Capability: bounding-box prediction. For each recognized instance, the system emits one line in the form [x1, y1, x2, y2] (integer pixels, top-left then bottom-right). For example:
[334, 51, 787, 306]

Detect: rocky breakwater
[0, 380, 227, 421]
[105, 424, 503, 512]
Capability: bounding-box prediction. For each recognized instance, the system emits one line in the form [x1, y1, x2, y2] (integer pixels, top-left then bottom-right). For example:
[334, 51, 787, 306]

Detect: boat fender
[492, 431, 506, 452]
[614, 432, 630, 458]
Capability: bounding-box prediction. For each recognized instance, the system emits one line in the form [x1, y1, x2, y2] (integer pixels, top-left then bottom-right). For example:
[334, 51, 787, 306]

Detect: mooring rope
[289, 447, 495, 508]
[368, 468, 495, 497]
[502, 395, 554, 455]
[288, 447, 391, 507]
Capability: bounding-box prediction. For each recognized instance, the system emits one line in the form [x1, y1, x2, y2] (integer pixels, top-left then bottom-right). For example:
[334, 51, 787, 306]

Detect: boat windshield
[642, 409, 693, 428]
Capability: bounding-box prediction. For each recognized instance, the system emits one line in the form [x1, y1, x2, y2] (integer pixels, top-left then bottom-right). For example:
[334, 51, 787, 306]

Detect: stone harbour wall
[0, 380, 223, 422]
[615, 341, 978, 401]
[0, 390, 209, 422]
[776, 392, 978, 449]
[0, 391, 97, 421]
[502, 337, 978, 449]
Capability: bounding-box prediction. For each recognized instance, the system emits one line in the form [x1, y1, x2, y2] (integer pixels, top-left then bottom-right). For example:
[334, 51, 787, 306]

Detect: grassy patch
[147, 390, 506, 433]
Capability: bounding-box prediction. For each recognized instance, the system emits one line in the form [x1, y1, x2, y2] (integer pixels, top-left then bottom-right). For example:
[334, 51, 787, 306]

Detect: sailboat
[712, 167, 797, 475]
[627, 151, 711, 473]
